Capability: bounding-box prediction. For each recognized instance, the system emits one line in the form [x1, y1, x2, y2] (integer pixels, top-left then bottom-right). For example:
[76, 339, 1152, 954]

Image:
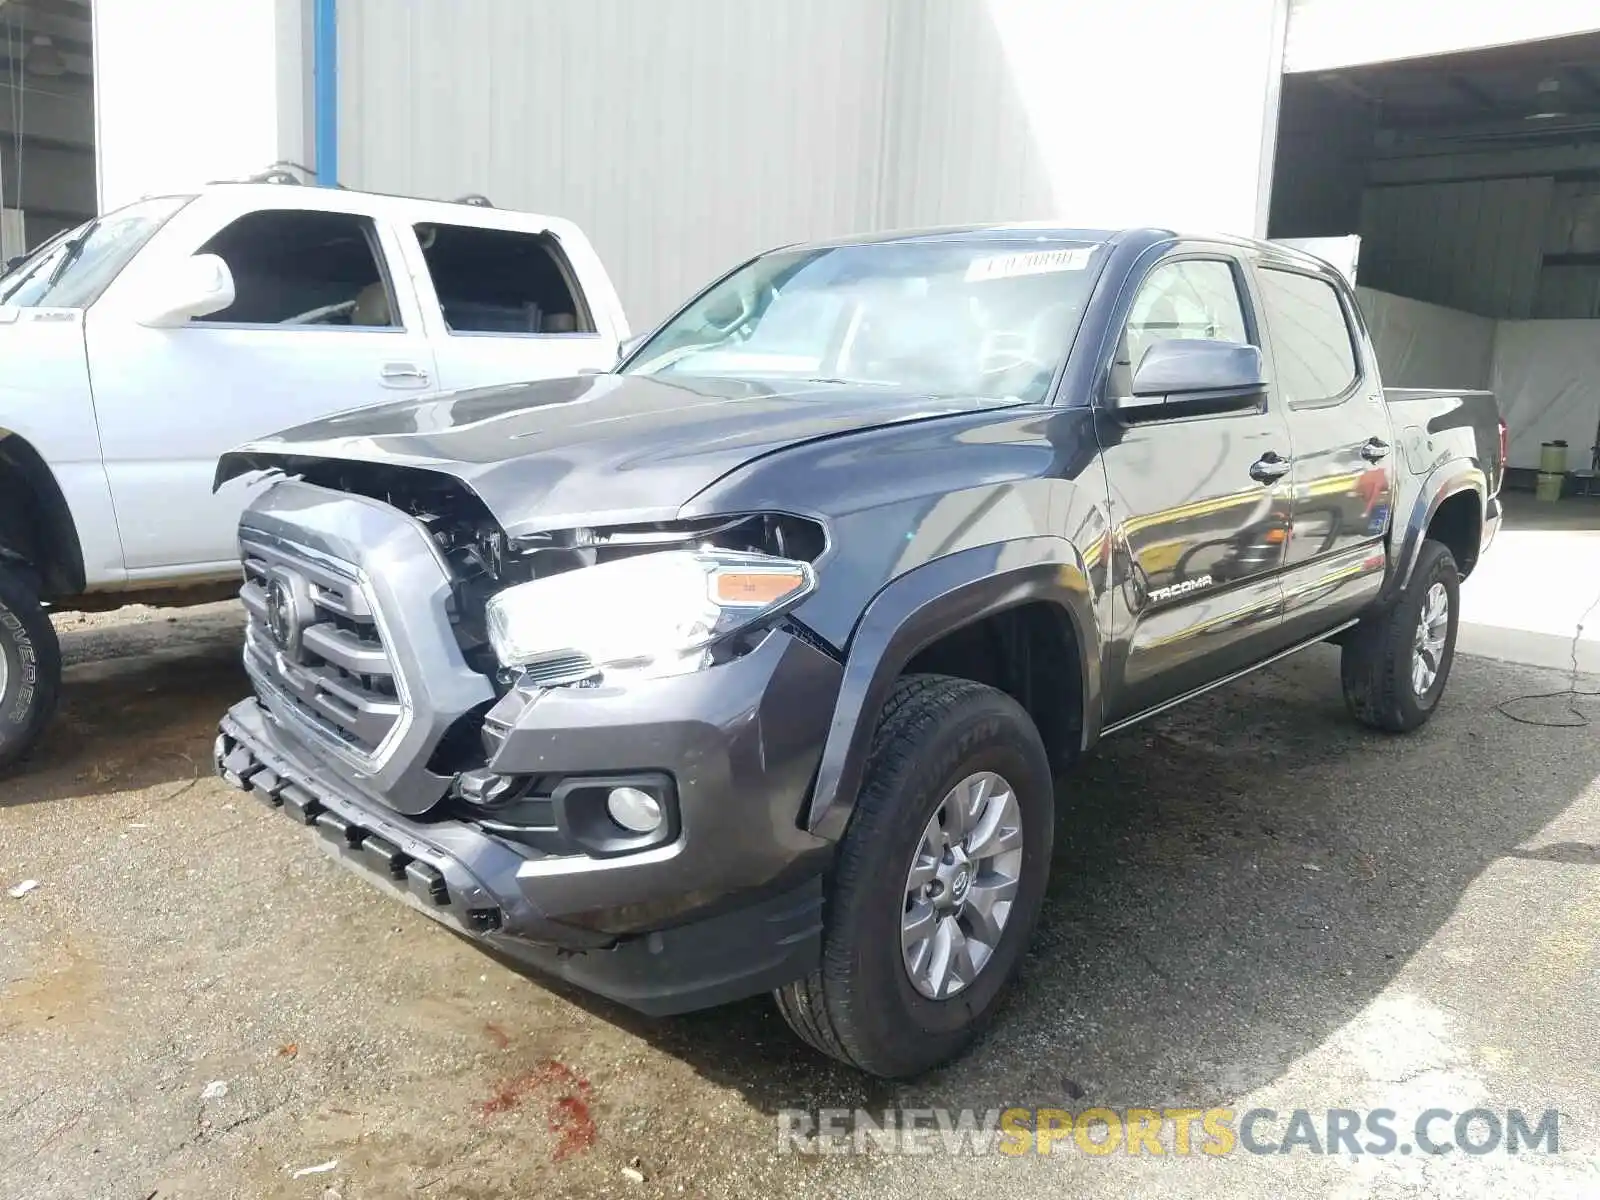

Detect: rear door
[1096, 247, 1297, 724]
[85, 193, 437, 573]
[395, 210, 622, 391]
[1253, 261, 1394, 641]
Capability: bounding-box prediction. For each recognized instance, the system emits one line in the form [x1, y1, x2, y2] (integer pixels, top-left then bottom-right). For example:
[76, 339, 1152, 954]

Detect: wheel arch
[1422, 489, 1484, 578]
[1383, 462, 1486, 603]
[803, 537, 1101, 842]
[0, 429, 87, 598]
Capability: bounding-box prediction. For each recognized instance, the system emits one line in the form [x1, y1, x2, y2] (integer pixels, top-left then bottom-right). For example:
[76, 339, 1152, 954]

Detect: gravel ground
[2, 603, 1598, 1199]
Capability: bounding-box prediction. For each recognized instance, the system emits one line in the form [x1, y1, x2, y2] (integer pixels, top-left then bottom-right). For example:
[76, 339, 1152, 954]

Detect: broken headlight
[484, 549, 815, 683]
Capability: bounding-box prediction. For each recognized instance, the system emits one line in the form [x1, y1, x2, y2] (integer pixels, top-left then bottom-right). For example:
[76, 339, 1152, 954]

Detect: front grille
[240, 536, 405, 763]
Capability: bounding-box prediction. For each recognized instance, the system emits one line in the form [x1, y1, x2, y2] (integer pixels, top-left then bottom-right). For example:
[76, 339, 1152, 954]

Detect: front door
[1253, 263, 1394, 642]
[1095, 252, 1296, 724]
[85, 203, 437, 573]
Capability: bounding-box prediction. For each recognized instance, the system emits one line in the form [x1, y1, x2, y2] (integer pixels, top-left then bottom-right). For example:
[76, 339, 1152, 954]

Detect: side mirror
[615, 332, 647, 364]
[1115, 338, 1265, 419]
[135, 253, 236, 327]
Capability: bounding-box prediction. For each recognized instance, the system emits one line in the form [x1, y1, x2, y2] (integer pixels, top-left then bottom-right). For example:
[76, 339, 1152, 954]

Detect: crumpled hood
[216, 372, 1023, 537]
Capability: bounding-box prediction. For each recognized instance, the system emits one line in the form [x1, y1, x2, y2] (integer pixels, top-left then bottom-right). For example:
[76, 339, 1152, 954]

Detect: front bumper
[217, 696, 827, 1014]
[215, 627, 843, 1015]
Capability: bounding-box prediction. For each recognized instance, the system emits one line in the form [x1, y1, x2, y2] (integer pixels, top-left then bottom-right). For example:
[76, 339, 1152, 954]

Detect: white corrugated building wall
[334, 0, 1285, 324]
[80, 0, 1600, 464]
[86, 0, 1600, 328]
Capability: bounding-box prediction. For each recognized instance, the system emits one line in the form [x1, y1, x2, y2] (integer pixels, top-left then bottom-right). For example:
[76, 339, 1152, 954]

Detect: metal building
[35, 0, 1600, 356]
[332, 0, 1287, 324]
[85, 0, 1283, 323]
[1, 0, 94, 257]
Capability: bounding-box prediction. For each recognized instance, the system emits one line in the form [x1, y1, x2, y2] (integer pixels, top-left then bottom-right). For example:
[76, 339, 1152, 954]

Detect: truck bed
[1383, 387, 1503, 499]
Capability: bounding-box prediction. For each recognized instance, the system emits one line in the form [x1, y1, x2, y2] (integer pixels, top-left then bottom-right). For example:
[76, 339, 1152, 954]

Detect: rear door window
[412, 223, 593, 335]
[1257, 268, 1359, 403]
[192, 209, 399, 328]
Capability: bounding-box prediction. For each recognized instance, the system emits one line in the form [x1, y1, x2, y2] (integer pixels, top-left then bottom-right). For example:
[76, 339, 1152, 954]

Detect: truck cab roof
[790, 223, 1343, 277]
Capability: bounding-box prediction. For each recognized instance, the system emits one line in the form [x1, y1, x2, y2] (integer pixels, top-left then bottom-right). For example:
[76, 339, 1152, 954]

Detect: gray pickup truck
[213, 226, 1503, 1078]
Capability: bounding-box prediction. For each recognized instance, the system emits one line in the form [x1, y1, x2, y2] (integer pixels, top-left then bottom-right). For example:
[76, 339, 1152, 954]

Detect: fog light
[606, 786, 663, 834]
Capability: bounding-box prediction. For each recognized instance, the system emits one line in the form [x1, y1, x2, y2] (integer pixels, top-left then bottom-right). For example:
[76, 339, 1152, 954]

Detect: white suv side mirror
[136, 253, 236, 327]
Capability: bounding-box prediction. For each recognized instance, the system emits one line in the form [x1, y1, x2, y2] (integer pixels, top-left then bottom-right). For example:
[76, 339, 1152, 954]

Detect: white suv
[0, 178, 629, 768]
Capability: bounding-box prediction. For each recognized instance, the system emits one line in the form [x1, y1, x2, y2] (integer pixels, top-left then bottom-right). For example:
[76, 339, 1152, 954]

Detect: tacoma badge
[1150, 574, 1214, 602]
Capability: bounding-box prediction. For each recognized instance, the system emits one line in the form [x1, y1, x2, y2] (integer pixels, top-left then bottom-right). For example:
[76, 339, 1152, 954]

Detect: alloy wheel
[901, 770, 1025, 1000]
[1412, 581, 1449, 696]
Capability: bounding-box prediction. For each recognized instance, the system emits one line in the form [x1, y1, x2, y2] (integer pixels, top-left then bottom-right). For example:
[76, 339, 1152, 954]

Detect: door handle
[381, 362, 431, 387]
[1249, 452, 1291, 483]
[1360, 437, 1391, 462]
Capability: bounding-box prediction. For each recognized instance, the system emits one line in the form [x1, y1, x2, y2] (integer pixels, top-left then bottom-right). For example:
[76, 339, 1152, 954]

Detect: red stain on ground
[477, 1059, 596, 1159]
[549, 1093, 597, 1160]
[483, 1022, 511, 1049]
[478, 1079, 527, 1117]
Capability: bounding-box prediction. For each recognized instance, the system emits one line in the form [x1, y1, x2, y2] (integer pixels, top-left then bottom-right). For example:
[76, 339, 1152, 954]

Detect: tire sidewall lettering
[0, 602, 37, 725]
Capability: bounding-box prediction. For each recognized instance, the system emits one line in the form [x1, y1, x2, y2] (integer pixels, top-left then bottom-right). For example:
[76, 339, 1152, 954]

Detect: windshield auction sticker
[965, 246, 1095, 282]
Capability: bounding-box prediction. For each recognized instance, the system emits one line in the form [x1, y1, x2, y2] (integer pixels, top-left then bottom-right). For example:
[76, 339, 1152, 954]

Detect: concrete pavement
[2, 605, 1596, 1198]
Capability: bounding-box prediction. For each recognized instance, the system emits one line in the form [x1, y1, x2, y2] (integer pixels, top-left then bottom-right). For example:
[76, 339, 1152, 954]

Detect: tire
[0, 565, 61, 772]
[774, 674, 1054, 1077]
[1341, 539, 1459, 733]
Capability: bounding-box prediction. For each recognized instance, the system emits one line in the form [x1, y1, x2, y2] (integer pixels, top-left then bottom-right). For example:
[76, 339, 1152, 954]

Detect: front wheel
[1341, 539, 1460, 733]
[0, 566, 61, 772]
[774, 675, 1054, 1078]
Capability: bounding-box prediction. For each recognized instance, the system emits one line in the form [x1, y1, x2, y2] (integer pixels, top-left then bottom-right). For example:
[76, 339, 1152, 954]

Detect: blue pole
[313, 0, 338, 185]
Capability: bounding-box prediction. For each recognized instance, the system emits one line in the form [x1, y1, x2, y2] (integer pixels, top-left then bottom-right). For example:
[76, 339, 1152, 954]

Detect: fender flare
[803, 537, 1101, 842]
[1384, 461, 1486, 602]
[0, 430, 87, 597]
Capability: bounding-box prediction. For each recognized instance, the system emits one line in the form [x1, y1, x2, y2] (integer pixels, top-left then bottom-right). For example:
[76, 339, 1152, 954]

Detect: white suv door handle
[380, 362, 430, 387]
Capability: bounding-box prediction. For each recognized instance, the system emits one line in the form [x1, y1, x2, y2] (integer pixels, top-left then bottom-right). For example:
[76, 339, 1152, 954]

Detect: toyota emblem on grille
[264, 575, 303, 659]
[265, 578, 294, 648]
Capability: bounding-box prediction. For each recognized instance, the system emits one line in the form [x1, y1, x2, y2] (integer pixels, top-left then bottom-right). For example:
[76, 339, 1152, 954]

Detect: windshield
[0, 195, 193, 309]
[622, 238, 1105, 403]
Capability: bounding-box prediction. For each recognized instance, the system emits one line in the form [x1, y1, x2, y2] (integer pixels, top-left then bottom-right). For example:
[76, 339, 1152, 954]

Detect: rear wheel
[1341, 539, 1460, 733]
[774, 675, 1053, 1077]
[0, 565, 60, 772]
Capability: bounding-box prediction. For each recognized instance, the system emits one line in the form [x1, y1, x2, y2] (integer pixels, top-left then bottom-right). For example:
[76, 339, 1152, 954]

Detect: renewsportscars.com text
[778, 1107, 1563, 1157]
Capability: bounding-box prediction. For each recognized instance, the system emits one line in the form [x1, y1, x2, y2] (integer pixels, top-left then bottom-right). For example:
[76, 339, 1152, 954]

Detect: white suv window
[0, 196, 192, 309]
[192, 209, 399, 328]
[413, 223, 592, 335]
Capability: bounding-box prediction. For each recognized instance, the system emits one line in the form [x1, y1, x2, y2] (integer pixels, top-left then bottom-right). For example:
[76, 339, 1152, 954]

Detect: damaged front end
[217, 461, 842, 1004]
[252, 456, 834, 751]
